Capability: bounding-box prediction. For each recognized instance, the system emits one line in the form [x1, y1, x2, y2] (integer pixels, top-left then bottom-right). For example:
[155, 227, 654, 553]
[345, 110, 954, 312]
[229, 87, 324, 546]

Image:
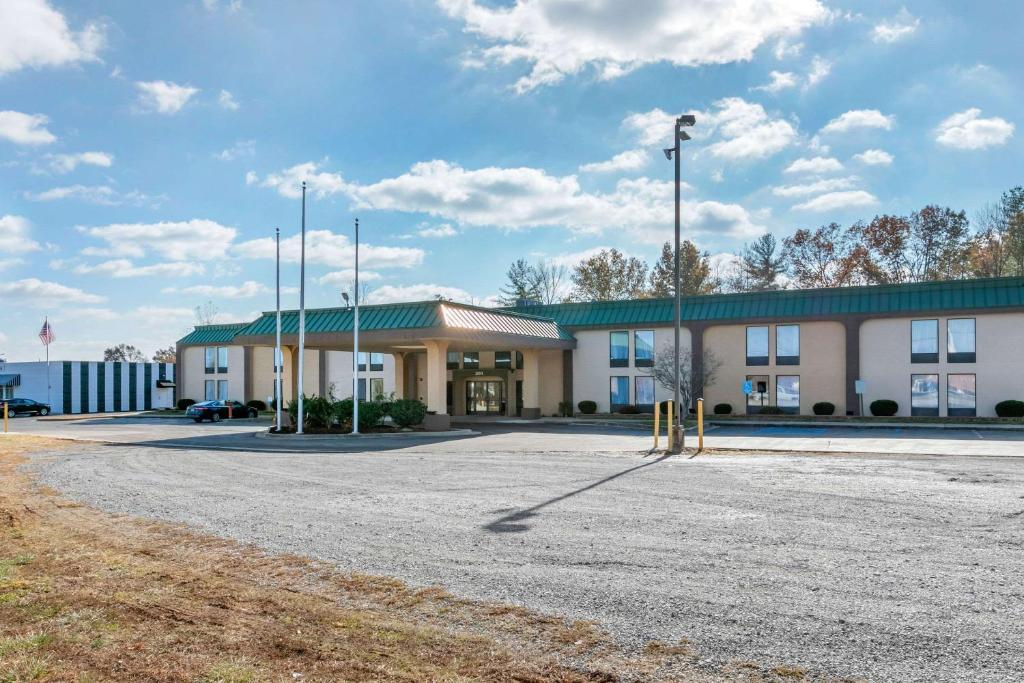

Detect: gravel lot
[31, 439, 1024, 682]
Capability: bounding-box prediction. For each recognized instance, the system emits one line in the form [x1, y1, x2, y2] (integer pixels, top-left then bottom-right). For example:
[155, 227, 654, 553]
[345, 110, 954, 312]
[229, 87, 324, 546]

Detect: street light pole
[665, 115, 695, 453]
[297, 181, 307, 434]
[352, 218, 360, 435]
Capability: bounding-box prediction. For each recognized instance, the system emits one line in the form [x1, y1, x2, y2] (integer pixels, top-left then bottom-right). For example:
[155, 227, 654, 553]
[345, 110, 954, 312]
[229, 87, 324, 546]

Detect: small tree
[104, 344, 146, 362]
[152, 345, 176, 363]
[644, 344, 722, 411]
[731, 234, 785, 291]
[498, 258, 542, 305]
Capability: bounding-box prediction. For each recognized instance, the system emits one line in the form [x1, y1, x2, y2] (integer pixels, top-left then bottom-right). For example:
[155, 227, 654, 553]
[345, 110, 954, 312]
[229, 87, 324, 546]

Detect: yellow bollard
[665, 400, 674, 451]
[3, 401, 7, 433]
[652, 401, 660, 450]
[697, 398, 704, 451]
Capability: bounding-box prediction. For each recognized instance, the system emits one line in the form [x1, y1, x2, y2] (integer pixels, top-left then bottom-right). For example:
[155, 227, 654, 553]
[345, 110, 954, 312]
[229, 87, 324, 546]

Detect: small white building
[0, 360, 175, 414]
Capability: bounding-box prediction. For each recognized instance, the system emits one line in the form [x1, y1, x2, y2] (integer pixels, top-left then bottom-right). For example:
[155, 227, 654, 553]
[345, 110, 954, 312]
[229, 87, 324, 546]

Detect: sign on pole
[742, 380, 753, 395]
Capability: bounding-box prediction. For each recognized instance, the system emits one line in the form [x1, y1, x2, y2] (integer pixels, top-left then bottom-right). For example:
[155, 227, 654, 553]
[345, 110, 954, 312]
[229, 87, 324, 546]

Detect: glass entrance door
[466, 380, 505, 415]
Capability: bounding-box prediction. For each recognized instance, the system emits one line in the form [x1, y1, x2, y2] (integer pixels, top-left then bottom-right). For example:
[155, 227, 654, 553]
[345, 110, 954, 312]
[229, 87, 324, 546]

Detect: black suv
[1, 398, 51, 416]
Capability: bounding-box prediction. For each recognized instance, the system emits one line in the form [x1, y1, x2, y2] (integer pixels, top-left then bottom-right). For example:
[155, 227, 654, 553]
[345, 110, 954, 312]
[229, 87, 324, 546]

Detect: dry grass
[0, 435, 823, 682]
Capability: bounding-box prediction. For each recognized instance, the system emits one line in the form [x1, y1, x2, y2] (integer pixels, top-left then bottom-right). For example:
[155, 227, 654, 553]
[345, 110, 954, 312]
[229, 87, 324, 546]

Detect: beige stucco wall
[180, 344, 245, 403]
[703, 321, 846, 415]
[860, 313, 1024, 417]
[324, 351, 396, 399]
[572, 327, 690, 412]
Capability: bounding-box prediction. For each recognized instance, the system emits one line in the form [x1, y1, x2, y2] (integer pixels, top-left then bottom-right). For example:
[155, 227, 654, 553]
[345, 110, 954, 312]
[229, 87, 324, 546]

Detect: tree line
[500, 185, 1024, 302]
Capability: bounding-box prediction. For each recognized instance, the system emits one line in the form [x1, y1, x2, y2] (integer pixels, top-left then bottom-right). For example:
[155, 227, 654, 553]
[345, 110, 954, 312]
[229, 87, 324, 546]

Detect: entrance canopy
[197, 299, 576, 352]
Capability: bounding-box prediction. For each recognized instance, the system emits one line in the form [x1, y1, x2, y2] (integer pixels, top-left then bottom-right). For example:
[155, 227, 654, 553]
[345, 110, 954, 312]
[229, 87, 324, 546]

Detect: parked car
[1, 398, 51, 416]
[185, 400, 258, 422]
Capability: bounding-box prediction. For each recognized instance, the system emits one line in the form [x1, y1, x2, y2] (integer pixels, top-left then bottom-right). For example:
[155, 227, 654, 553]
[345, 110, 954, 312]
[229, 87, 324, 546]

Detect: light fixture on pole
[351, 218, 361, 435]
[274, 227, 283, 432]
[297, 181, 307, 434]
[663, 114, 695, 453]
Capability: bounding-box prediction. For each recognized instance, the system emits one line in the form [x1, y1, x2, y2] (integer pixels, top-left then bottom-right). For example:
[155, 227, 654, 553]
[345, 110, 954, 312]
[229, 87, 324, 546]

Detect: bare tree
[194, 300, 219, 325]
[782, 223, 865, 288]
[645, 344, 723, 411]
[535, 260, 569, 304]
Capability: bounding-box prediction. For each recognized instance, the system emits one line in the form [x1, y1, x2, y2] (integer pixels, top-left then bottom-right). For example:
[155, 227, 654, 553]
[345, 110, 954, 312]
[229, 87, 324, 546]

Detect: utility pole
[297, 181, 307, 434]
[352, 218, 360, 435]
[274, 227, 282, 432]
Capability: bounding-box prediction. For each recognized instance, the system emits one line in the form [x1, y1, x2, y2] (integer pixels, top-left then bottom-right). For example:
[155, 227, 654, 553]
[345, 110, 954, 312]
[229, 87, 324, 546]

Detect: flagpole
[297, 182, 307, 434]
[274, 227, 282, 432]
[44, 317, 51, 407]
[352, 218, 360, 435]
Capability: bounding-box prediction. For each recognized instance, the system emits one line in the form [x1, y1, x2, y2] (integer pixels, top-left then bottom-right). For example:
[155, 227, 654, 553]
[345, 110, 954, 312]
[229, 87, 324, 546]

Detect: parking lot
[13, 415, 1024, 682]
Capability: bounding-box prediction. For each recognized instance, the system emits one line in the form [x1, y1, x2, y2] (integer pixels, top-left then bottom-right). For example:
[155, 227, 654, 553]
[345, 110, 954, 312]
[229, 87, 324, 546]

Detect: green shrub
[713, 403, 732, 415]
[557, 401, 573, 417]
[870, 399, 899, 417]
[246, 399, 267, 411]
[333, 398, 354, 426]
[577, 400, 597, 414]
[356, 400, 385, 430]
[759, 405, 784, 415]
[995, 400, 1024, 418]
[391, 399, 427, 427]
[813, 401, 835, 416]
[177, 398, 196, 410]
[618, 404, 639, 415]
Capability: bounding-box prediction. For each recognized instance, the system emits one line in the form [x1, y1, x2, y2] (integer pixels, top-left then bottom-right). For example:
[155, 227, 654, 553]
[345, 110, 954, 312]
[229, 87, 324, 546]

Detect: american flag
[39, 319, 55, 346]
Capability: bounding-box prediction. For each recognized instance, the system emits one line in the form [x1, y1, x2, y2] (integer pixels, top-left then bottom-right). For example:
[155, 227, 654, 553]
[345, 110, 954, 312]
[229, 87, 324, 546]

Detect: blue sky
[1, 0, 1021, 361]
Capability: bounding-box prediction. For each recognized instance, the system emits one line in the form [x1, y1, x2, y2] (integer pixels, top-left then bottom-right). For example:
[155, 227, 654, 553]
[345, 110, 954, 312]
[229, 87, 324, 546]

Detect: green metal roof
[177, 322, 249, 345]
[505, 277, 1024, 328]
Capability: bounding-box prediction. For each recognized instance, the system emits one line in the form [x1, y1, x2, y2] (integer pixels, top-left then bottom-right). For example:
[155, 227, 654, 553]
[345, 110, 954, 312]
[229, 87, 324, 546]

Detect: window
[204, 347, 215, 374]
[635, 376, 655, 411]
[463, 351, 479, 369]
[515, 351, 524, 369]
[776, 325, 800, 365]
[745, 375, 769, 414]
[357, 352, 368, 372]
[776, 375, 800, 414]
[216, 347, 229, 373]
[634, 330, 654, 368]
[273, 348, 284, 372]
[610, 376, 629, 411]
[446, 351, 460, 370]
[911, 374, 939, 416]
[217, 380, 229, 401]
[494, 351, 512, 369]
[947, 318, 976, 363]
[357, 378, 366, 400]
[746, 326, 769, 366]
[2, 386, 13, 400]
[911, 320, 939, 363]
[609, 331, 629, 367]
[369, 353, 384, 372]
[947, 374, 976, 417]
[204, 380, 215, 401]
[370, 378, 385, 400]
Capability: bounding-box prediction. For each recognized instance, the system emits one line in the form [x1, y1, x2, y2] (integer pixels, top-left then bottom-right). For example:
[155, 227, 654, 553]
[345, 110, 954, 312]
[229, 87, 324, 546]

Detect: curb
[254, 428, 477, 440]
[705, 419, 1024, 432]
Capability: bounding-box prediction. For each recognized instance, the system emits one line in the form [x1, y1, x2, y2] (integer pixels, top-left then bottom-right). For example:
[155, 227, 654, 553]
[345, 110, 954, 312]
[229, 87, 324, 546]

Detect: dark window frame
[609, 375, 630, 412]
[369, 352, 384, 372]
[494, 351, 512, 369]
[776, 374, 800, 414]
[357, 352, 367, 372]
[634, 330, 655, 368]
[634, 376, 655, 413]
[947, 318, 977, 364]
[775, 324, 800, 365]
[463, 351, 480, 369]
[446, 351, 460, 370]
[216, 347, 229, 374]
[204, 347, 215, 374]
[746, 326, 769, 366]
[609, 331, 629, 368]
[911, 319, 939, 364]
[946, 373, 977, 417]
[910, 373, 940, 417]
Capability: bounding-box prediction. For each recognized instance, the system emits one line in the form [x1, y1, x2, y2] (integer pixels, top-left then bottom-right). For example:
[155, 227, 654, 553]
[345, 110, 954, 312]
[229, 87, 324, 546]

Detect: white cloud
[317, 269, 383, 287]
[215, 139, 255, 161]
[0, 215, 41, 254]
[0, 0, 105, 75]
[820, 109, 894, 134]
[73, 259, 206, 278]
[872, 8, 919, 43]
[544, 247, 618, 269]
[218, 89, 239, 111]
[753, 70, 798, 94]
[246, 160, 349, 199]
[804, 55, 831, 89]
[853, 149, 894, 165]
[366, 283, 477, 305]
[440, 0, 830, 92]
[134, 80, 200, 114]
[134, 306, 196, 322]
[171, 280, 269, 298]
[417, 224, 458, 238]
[234, 229, 424, 270]
[579, 149, 647, 173]
[81, 220, 238, 261]
[0, 258, 22, 271]
[47, 151, 113, 173]
[0, 111, 56, 145]
[624, 99, 796, 159]
[0, 278, 104, 304]
[771, 176, 860, 197]
[25, 184, 164, 207]
[793, 190, 878, 211]
[934, 109, 1014, 150]
[772, 38, 803, 60]
[783, 156, 843, 174]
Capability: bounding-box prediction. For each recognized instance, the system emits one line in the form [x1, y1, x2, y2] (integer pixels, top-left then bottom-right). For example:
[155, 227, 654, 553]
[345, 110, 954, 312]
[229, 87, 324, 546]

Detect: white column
[521, 349, 540, 419]
[392, 352, 405, 400]
[423, 340, 449, 414]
